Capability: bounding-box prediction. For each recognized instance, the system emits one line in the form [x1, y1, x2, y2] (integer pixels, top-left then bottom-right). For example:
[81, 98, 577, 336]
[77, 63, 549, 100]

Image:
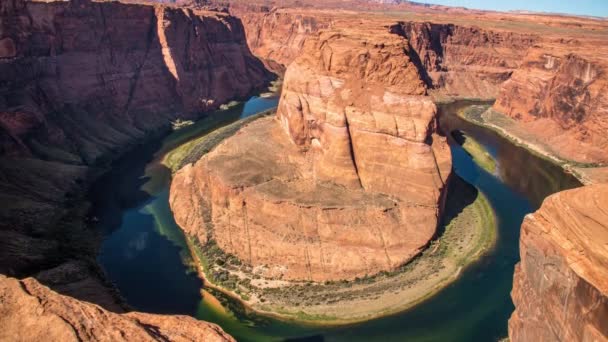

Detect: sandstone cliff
[509, 184, 608, 342]
[0, 4, 270, 336]
[494, 48, 608, 164]
[171, 27, 451, 281]
[0, 0, 270, 162]
[230, 3, 608, 169]
[0, 275, 234, 342]
[0, 0, 270, 283]
[231, 6, 333, 74]
[390, 22, 537, 99]
[228, 6, 539, 99]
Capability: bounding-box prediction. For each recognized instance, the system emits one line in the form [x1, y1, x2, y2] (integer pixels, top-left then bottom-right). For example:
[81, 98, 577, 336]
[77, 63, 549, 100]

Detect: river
[93, 98, 581, 341]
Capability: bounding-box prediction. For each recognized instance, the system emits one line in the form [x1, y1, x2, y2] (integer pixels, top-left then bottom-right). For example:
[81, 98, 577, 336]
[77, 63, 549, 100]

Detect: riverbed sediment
[169, 112, 498, 324]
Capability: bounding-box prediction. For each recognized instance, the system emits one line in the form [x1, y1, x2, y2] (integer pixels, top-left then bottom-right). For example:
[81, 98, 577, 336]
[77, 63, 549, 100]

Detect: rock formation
[229, 6, 538, 99]
[0, 0, 270, 338]
[494, 48, 608, 164]
[0, 275, 234, 342]
[0, 0, 270, 162]
[171, 26, 451, 281]
[390, 22, 537, 98]
[0, 0, 270, 281]
[509, 184, 608, 342]
[228, 1, 608, 168]
[231, 6, 333, 74]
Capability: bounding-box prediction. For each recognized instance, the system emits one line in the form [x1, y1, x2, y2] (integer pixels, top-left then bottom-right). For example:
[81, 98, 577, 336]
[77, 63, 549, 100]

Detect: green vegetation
[163, 109, 275, 172]
[459, 106, 605, 170]
[461, 133, 497, 174]
[183, 173, 497, 324]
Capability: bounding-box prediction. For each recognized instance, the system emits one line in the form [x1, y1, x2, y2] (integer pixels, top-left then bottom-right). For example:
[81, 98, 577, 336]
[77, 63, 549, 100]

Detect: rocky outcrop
[226, 5, 539, 99]
[230, 3, 608, 167]
[0, 275, 234, 342]
[509, 184, 608, 342]
[494, 49, 608, 164]
[230, 6, 333, 74]
[171, 27, 451, 281]
[0, 0, 271, 280]
[0, 0, 270, 162]
[391, 22, 537, 98]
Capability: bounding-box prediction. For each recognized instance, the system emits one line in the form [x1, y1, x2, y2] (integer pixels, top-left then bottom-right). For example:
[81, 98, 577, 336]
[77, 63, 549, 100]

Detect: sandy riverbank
[458, 106, 608, 185]
[167, 113, 498, 324]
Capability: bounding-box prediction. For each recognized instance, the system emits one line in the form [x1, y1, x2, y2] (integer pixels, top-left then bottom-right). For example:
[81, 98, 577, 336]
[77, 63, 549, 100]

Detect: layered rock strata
[0, 0, 269, 336]
[390, 22, 537, 98]
[229, 3, 608, 169]
[230, 6, 538, 99]
[0, 0, 270, 281]
[231, 6, 333, 74]
[494, 48, 608, 164]
[509, 184, 608, 342]
[0, 275, 234, 342]
[171, 27, 451, 281]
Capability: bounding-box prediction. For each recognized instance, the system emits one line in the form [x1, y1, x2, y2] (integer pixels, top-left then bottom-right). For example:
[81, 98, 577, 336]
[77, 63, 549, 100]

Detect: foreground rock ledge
[509, 184, 608, 342]
[171, 27, 451, 282]
[0, 275, 234, 342]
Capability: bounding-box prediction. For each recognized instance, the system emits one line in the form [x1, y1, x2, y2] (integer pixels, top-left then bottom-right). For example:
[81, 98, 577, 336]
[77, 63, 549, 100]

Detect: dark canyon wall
[0, 0, 271, 306]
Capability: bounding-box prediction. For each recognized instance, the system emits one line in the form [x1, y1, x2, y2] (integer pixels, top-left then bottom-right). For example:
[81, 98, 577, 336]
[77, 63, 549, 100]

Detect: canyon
[1, 0, 607, 340]
[171, 0, 608, 335]
[0, 275, 234, 341]
[171, 25, 452, 283]
[0, 0, 270, 338]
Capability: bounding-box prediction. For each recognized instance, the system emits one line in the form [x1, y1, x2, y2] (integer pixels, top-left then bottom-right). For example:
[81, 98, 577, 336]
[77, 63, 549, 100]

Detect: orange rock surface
[0, 1, 271, 339]
[0, 275, 234, 342]
[509, 184, 608, 342]
[228, 1, 608, 165]
[494, 47, 608, 164]
[171, 27, 451, 281]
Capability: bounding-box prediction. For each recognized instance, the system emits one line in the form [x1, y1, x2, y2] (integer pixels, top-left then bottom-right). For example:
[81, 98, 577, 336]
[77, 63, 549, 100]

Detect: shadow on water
[436, 174, 479, 239]
[92, 95, 279, 315]
[438, 101, 582, 210]
[93, 98, 582, 341]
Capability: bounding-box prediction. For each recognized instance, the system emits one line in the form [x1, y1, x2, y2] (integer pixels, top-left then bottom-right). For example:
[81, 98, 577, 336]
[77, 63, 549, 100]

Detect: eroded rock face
[232, 6, 333, 74]
[231, 3, 608, 168]
[0, 0, 271, 279]
[509, 184, 608, 342]
[0, 3, 269, 335]
[494, 49, 608, 164]
[391, 22, 537, 98]
[231, 6, 538, 99]
[171, 28, 451, 281]
[0, 0, 270, 161]
[0, 275, 234, 342]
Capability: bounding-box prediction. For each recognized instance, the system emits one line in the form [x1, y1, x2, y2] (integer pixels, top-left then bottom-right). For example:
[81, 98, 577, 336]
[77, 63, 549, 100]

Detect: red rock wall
[391, 22, 537, 98]
[0, 275, 234, 342]
[0, 0, 270, 162]
[494, 49, 608, 164]
[229, 7, 537, 99]
[0, 0, 271, 293]
[509, 184, 608, 342]
[171, 26, 451, 282]
[230, 6, 333, 74]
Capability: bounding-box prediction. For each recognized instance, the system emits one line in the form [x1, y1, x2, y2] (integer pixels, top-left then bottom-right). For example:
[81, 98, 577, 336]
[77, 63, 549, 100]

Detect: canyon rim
[1, 0, 608, 341]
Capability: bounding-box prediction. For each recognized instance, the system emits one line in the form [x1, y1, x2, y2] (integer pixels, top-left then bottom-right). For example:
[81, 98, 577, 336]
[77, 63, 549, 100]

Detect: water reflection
[94, 99, 582, 341]
[94, 95, 279, 315]
[438, 101, 582, 209]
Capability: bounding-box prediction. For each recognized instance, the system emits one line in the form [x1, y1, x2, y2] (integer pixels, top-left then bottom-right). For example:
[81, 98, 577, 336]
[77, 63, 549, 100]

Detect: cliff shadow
[435, 174, 479, 240]
[389, 23, 436, 89]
